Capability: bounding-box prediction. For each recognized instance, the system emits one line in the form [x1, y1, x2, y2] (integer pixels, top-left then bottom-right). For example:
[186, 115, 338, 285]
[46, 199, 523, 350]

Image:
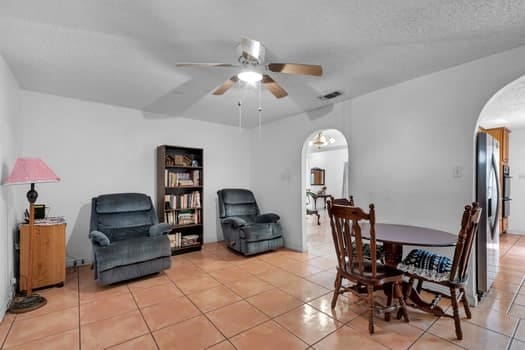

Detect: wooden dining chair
[328, 196, 385, 263]
[397, 202, 481, 340]
[327, 201, 409, 334]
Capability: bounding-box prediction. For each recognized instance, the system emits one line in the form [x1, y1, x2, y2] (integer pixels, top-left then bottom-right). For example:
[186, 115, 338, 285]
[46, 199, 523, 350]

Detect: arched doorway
[300, 129, 348, 254]
[473, 74, 525, 300]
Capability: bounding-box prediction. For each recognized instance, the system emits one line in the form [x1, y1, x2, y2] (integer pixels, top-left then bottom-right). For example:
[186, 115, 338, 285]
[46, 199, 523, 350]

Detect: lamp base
[8, 293, 47, 314]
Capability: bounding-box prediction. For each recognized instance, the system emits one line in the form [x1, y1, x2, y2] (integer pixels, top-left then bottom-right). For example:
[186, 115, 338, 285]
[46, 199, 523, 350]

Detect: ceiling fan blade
[262, 75, 288, 99]
[176, 63, 237, 68]
[268, 63, 323, 76]
[240, 37, 265, 62]
[212, 76, 239, 95]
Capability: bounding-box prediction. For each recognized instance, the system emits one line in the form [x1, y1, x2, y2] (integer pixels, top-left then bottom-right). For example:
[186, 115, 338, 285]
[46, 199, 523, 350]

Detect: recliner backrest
[217, 189, 260, 221]
[90, 193, 158, 241]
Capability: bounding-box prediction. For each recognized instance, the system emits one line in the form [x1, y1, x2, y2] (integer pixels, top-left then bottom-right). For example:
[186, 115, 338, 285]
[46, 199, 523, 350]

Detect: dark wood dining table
[361, 223, 458, 315]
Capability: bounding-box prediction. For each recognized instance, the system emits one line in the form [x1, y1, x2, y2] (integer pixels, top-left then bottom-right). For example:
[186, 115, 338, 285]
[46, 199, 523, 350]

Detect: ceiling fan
[176, 38, 323, 99]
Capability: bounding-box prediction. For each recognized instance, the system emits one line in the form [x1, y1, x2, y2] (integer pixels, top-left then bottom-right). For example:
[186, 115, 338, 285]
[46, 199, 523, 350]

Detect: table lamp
[3, 158, 60, 313]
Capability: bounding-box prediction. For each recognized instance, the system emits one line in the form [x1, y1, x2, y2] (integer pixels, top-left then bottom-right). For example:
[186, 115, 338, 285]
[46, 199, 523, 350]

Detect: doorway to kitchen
[473, 74, 525, 304]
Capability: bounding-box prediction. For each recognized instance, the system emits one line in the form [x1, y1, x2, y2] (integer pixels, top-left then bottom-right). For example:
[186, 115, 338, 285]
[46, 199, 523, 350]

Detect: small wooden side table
[19, 222, 66, 291]
[313, 193, 331, 209]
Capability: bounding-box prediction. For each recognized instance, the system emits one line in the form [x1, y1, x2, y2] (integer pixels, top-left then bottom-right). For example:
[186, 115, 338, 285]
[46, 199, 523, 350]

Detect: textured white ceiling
[1, 0, 525, 127]
[479, 75, 525, 130]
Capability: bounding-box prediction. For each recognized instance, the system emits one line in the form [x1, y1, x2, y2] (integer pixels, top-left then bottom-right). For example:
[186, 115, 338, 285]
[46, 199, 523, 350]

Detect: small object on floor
[430, 294, 442, 309]
[9, 293, 47, 314]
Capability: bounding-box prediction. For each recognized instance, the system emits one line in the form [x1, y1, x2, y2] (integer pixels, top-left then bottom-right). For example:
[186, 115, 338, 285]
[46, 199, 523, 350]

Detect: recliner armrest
[222, 217, 248, 228]
[255, 213, 280, 223]
[89, 230, 111, 246]
[149, 223, 172, 237]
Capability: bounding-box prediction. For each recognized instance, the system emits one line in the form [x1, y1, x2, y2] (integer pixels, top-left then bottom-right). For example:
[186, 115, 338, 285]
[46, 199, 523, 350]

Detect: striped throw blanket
[397, 249, 452, 282]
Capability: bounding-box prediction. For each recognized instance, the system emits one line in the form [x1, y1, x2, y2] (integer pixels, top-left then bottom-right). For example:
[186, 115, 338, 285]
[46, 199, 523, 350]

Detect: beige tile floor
[0, 211, 524, 349]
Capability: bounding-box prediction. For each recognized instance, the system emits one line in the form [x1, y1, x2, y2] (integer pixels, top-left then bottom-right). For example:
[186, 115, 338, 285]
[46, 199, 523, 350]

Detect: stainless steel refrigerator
[476, 132, 500, 297]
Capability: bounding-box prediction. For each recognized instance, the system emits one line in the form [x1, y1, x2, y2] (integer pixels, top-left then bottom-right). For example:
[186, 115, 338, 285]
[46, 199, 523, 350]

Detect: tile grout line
[13, 233, 523, 349]
[415, 310, 468, 350]
[401, 313, 470, 350]
[125, 283, 161, 350]
[68, 238, 525, 349]
[2, 268, 80, 350]
[421, 234, 525, 348]
[0, 313, 17, 350]
[423, 258, 521, 348]
[173, 253, 328, 347]
[506, 319, 521, 350]
[506, 276, 525, 315]
[208, 270, 366, 347]
[308, 312, 367, 349]
[191, 247, 406, 347]
[503, 236, 525, 316]
[173, 280, 238, 349]
[180, 267, 305, 347]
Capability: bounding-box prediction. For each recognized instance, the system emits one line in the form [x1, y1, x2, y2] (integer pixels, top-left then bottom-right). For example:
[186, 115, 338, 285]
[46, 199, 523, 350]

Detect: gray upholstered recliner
[89, 193, 172, 285]
[217, 188, 284, 255]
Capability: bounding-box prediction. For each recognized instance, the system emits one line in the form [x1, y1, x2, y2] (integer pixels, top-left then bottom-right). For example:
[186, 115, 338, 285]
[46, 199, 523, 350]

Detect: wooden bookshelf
[157, 145, 204, 255]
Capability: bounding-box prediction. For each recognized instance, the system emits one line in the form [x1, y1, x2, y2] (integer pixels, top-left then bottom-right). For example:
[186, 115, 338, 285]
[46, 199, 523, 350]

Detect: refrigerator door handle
[489, 155, 500, 239]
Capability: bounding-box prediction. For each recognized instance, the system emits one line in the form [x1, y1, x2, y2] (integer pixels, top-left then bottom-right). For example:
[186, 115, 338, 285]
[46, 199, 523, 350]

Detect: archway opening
[473, 74, 525, 302]
[300, 129, 348, 254]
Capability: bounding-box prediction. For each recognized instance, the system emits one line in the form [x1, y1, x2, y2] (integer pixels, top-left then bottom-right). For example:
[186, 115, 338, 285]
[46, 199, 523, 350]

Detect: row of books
[164, 170, 201, 187]
[164, 191, 201, 209]
[168, 233, 200, 249]
[165, 209, 201, 225]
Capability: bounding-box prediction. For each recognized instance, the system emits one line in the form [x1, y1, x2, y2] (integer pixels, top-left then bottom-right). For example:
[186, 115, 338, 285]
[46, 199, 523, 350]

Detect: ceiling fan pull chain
[238, 100, 242, 130]
[258, 81, 262, 137]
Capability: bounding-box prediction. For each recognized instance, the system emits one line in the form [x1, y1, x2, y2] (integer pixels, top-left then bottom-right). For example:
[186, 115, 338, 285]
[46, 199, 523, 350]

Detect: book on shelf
[182, 234, 199, 247]
[178, 210, 195, 225]
[165, 170, 201, 187]
[164, 208, 201, 225]
[167, 232, 200, 249]
[164, 191, 201, 210]
[192, 170, 200, 186]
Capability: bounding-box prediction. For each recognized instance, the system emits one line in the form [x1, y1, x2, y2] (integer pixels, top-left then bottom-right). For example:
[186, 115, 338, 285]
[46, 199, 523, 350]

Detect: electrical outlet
[452, 166, 463, 178]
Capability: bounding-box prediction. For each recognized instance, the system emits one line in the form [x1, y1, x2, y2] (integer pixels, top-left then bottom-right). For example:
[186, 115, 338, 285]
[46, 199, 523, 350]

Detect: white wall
[16, 91, 251, 263]
[249, 104, 351, 250]
[250, 45, 525, 258]
[0, 55, 20, 318]
[307, 148, 348, 197]
[509, 128, 525, 233]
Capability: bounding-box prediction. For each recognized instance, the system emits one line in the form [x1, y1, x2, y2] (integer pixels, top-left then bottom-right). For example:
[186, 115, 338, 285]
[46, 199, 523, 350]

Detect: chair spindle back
[328, 201, 378, 279]
[449, 202, 482, 283]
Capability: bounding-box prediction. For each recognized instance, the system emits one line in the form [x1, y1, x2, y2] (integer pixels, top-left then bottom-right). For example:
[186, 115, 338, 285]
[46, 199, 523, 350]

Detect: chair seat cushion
[344, 260, 403, 280]
[397, 249, 452, 282]
[351, 242, 385, 259]
[240, 223, 282, 242]
[93, 235, 171, 272]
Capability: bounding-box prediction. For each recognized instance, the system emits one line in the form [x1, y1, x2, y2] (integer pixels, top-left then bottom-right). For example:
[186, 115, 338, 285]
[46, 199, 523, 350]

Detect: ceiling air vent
[319, 90, 343, 101]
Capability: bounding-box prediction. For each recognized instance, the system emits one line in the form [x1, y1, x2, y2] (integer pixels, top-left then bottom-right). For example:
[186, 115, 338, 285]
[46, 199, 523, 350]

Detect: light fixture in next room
[309, 131, 336, 149]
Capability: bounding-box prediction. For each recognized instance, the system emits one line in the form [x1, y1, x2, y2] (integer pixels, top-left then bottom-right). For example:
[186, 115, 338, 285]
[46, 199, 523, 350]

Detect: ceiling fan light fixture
[238, 71, 262, 84]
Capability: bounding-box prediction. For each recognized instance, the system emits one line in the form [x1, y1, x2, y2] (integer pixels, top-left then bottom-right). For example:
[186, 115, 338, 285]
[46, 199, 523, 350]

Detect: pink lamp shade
[4, 158, 60, 185]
